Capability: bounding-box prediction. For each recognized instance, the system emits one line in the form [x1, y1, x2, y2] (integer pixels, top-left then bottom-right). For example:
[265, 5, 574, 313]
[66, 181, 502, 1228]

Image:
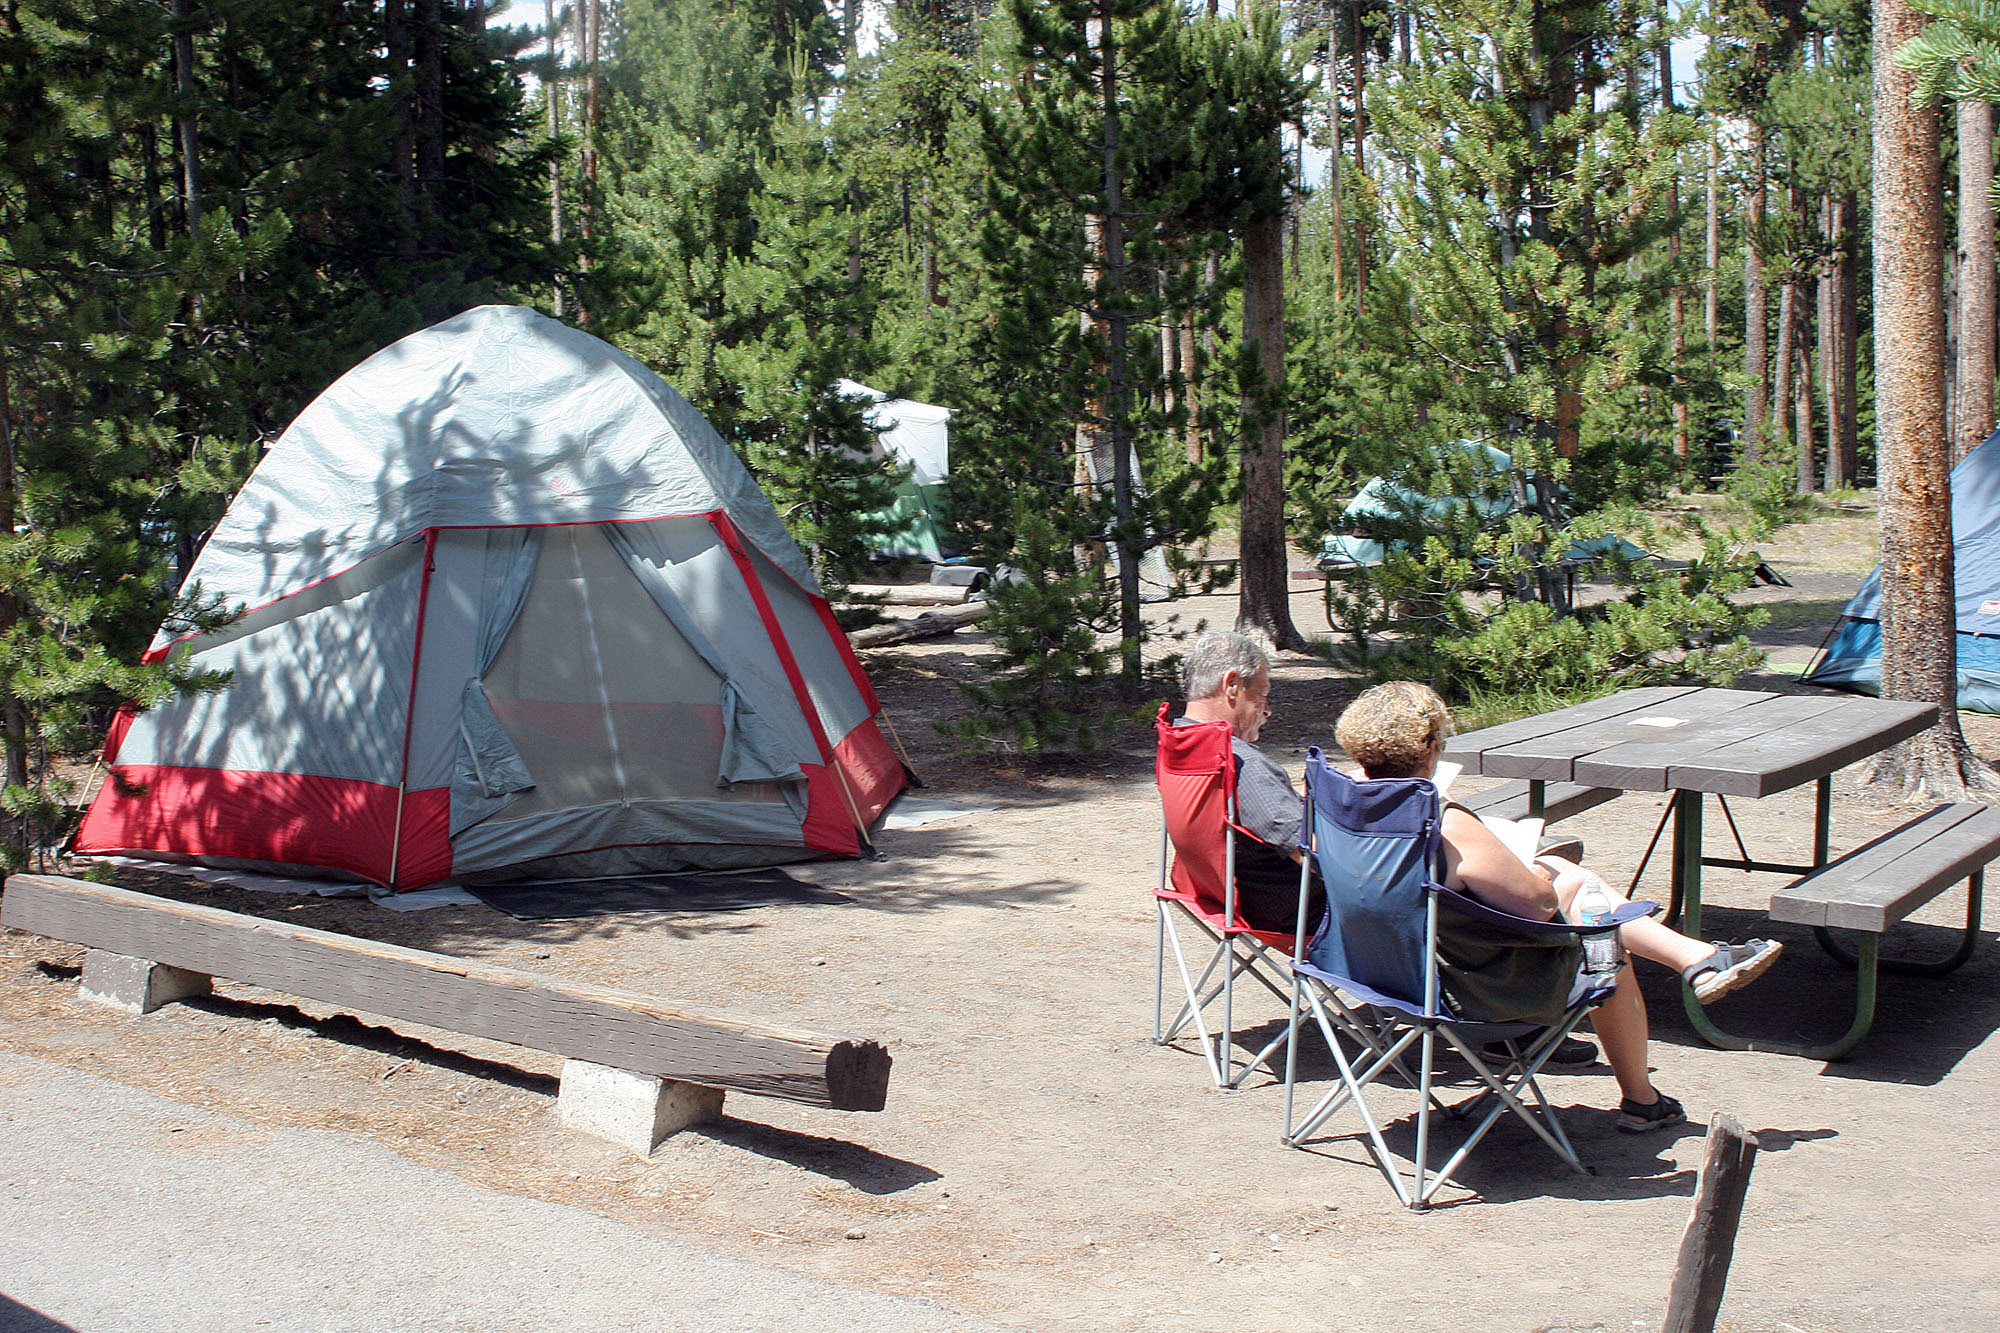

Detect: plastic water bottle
[1575, 876, 1624, 978]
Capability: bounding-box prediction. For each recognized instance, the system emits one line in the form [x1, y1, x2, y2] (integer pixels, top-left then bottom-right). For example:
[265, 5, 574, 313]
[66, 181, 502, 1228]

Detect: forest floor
[5, 494, 1999, 1332]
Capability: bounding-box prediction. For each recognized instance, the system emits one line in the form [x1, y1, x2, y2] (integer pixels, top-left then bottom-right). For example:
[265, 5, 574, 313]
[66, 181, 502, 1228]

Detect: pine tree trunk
[545, 0, 565, 318]
[1796, 332, 1816, 492]
[1706, 136, 1720, 366]
[1773, 270, 1796, 465]
[0, 355, 24, 790]
[1839, 189, 1862, 482]
[1325, 24, 1344, 307]
[1868, 0, 1998, 796]
[1820, 191, 1841, 489]
[1180, 299, 1201, 464]
[580, 0, 599, 231]
[1238, 186, 1303, 652]
[1095, 0, 1142, 692]
[1743, 122, 1769, 466]
[1958, 99, 1995, 462]
[416, 0, 445, 206]
[1660, 8, 1688, 460]
[1350, 1, 1367, 316]
[170, 0, 202, 236]
[387, 0, 415, 236]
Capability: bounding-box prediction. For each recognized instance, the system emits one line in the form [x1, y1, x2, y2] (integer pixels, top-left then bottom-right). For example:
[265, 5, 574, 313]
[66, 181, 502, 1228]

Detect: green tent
[840, 380, 953, 562]
[1320, 440, 1646, 568]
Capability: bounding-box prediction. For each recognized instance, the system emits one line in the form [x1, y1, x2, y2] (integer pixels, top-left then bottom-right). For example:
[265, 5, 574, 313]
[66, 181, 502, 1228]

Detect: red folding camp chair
[1154, 702, 1298, 1089]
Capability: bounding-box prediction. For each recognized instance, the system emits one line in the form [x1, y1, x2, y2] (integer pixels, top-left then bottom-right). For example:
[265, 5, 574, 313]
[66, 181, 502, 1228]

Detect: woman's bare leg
[1587, 960, 1657, 1104]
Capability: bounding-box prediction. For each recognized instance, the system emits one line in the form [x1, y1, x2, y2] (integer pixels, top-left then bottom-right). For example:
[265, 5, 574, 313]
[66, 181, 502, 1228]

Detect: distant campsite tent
[77, 306, 907, 889]
[1320, 440, 1648, 568]
[1805, 427, 2000, 713]
[837, 380, 954, 562]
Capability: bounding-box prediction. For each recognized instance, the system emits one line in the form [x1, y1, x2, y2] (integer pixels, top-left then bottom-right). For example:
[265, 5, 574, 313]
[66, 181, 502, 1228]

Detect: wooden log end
[826, 1039, 892, 1112]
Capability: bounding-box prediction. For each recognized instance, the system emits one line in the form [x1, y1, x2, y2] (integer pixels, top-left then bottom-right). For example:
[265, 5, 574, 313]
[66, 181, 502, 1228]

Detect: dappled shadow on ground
[691, 1119, 940, 1196]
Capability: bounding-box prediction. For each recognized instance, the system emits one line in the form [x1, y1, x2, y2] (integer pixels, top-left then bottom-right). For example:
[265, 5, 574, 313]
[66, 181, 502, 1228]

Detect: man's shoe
[1480, 1032, 1596, 1067]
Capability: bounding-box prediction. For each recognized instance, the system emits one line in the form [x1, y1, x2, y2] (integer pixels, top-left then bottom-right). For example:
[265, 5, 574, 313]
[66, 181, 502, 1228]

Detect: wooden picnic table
[1444, 686, 1939, 1055]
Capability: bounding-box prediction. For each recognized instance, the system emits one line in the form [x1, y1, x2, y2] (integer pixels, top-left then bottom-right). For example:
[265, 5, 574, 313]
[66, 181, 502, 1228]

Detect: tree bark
[1706, 136, 1720, 366]
[1838, 190, 1862, 483]
[0, 355, 25, 789]
[1773, 267, 1796, 470]
[1742, 122, 1769, 465]
[1661, 10, 1689, 460]
[1095, 0, 1143, 691]
[169, 0, 202, 237]
[1958, 99, 1996, 462]
[1350, 1, 1368, 316]
[1238, 191, 1304, 651]
[1326, 21, 1344, 307]
[1867, 0, 1999, 796]
[415, 0, 445, 207]
[1795, 331, 1815, 493]
[1820, 191, 1840, 489]
[545, 0, 565, 318]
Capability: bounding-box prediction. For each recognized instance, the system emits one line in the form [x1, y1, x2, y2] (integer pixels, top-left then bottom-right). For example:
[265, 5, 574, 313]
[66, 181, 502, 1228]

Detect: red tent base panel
[75, 768, 451, 888]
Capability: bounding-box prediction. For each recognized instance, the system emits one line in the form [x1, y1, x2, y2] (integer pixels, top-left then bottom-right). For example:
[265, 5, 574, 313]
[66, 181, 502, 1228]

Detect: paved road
[0, 1051, 1008, 1333]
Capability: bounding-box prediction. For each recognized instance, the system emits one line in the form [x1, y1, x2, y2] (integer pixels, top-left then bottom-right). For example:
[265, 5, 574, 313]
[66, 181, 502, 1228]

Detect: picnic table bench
[1, 875, 892, 1155]
[1762, 803, 2000, 1059]
[1455, 780, 1621, 825]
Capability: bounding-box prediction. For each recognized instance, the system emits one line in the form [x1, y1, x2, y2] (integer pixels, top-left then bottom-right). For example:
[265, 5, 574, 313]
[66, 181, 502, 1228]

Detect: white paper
[1429, 760, 1463, 800]
[1478, 814, 1545, 870]
[1627, 716, 1686, 728]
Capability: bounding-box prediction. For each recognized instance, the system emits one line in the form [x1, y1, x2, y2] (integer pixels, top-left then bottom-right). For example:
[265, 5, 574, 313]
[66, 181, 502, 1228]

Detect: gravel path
[0, 1050, 1011, 1333]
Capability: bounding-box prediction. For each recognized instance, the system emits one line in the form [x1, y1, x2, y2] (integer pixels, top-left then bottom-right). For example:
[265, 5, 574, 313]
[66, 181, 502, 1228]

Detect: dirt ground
[5, 497, 1999, 1332]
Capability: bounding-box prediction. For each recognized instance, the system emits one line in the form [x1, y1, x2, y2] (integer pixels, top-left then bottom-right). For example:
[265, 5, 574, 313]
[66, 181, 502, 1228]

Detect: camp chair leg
[1812, 872, 1984, 978]
[1156, 904, 1227, 1086]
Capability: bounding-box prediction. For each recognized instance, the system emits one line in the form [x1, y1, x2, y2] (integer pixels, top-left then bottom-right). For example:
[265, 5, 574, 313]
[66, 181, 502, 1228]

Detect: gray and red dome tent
[78, 305, 907, 889]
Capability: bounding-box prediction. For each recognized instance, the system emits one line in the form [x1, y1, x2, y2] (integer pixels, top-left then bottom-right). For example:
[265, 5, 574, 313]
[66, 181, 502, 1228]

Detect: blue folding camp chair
[1153, 704, 1298, 1089]
[1281, 749, 1655, 1209]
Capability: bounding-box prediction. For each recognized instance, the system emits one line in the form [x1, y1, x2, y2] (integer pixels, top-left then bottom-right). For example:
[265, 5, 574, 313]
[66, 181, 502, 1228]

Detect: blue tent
[1804, 428, 2000, 713]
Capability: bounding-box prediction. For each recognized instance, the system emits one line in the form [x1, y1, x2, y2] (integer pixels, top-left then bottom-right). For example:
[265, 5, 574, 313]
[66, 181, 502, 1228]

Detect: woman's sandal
[1616, 1092, 1687, 1134]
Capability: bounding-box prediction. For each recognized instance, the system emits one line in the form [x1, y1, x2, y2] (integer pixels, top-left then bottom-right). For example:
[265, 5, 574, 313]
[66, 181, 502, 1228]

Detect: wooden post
[1661, 1113, 1760, 1333]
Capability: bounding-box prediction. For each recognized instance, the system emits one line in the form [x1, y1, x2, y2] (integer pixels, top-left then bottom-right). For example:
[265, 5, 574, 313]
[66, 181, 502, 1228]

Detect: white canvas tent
[79, 306, 906, 890]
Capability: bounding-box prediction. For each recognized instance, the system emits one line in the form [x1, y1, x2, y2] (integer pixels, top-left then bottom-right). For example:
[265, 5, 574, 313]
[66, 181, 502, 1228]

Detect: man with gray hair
[1176, 631, 1322, 934]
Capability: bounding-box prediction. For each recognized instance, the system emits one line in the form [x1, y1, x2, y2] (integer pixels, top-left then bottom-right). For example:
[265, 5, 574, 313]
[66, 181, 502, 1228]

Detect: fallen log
[848, 602, 988, 648]
[844, 583, 972, 606]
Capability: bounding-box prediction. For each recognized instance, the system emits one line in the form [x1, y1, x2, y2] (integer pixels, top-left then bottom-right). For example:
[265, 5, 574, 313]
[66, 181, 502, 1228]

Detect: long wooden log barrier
[1661, 1113, 1760, 1333]
[2, 876, 892, 1128]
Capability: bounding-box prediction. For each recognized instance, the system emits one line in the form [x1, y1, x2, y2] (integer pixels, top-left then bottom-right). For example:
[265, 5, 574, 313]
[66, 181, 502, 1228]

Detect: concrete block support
[558, 1059, 724, 1157]
[79, 949, 212, 1016]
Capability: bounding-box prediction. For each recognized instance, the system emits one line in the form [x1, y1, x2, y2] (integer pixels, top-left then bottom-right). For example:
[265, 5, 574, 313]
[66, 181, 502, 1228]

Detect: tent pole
[388, 531, 441, 890]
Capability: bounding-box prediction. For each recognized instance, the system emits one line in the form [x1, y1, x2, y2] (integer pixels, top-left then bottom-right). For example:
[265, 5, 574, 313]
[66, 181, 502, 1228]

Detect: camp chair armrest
[1430, 886, 1657, 943]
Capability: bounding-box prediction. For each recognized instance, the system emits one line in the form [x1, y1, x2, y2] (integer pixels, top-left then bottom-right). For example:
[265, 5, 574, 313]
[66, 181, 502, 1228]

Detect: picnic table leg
[1813, 777, 1832, 867]
[1685, 931, 1880, 1061]
[1667, 790, 1701, 924]
[1528, 779, 1545, 820]
[1813, 871, 1984, 978]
